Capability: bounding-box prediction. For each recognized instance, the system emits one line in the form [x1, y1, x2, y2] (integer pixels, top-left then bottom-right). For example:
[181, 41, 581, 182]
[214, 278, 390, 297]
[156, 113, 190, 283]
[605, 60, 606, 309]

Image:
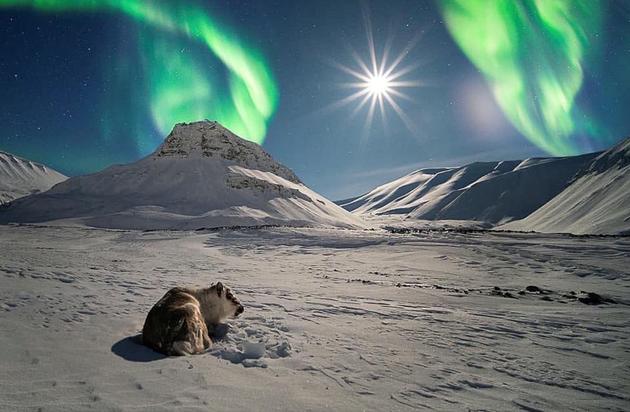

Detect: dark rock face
[577, 292, 615, 305]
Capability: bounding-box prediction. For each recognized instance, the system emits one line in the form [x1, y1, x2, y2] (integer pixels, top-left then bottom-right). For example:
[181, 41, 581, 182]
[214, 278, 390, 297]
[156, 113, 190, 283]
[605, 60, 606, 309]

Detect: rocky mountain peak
[152, 120, 301, 184]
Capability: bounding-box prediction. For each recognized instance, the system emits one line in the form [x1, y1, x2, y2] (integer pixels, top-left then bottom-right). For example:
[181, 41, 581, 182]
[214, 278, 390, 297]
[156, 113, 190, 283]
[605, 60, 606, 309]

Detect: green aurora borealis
[441, 0, 602, 156]
[2, 0, 629, 193]
[0, 0, 279, 146]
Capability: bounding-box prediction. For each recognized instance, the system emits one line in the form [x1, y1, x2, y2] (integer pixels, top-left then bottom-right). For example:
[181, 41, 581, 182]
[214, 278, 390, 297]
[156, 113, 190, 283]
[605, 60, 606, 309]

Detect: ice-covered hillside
[0, 121, 361, 229]
[0, 151, 67, 205]
[501, 137, 630, 235]
[338, 154, 596, 224]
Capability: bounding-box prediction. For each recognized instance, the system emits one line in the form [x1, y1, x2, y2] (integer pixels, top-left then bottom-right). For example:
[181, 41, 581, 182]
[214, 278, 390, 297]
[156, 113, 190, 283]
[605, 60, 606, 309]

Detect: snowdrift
[0, 121, 361, 230]
[0, 151, 67, 204]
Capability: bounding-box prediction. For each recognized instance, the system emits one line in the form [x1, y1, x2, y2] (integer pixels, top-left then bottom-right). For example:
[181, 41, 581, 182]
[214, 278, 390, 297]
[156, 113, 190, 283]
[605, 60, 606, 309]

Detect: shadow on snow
[111, 334, 166, 362]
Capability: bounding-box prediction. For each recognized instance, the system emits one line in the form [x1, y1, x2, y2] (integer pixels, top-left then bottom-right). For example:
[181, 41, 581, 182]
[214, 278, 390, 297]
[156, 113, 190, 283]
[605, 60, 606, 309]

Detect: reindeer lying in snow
[142, 282, 244, 356]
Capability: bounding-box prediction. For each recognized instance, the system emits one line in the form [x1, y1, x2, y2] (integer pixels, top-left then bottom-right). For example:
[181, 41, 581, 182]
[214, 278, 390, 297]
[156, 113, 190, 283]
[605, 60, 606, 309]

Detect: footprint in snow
[208, 318, 294, 368]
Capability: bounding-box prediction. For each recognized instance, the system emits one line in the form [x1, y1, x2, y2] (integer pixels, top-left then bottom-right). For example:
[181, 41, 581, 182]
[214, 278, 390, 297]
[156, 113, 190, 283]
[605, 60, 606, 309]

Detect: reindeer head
[210, 282, 244, 320]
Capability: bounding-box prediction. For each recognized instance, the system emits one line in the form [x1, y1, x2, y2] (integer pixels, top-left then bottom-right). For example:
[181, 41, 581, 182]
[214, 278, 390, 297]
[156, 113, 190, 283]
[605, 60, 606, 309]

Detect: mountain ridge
[0, 121, 360, 230]
[338, 152, 598, 224]
[500, 137, 630, 235]
[0, 151, 67, 205]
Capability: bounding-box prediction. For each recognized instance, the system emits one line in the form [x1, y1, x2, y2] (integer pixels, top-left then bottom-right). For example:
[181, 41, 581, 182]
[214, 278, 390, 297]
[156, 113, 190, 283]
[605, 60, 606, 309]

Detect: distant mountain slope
[338, 154, 596, 224]
[0, 151, 67, 204]
[0, 121, 361, 230]
[337, 168, 450, 213]
[500, 138, 630, 235]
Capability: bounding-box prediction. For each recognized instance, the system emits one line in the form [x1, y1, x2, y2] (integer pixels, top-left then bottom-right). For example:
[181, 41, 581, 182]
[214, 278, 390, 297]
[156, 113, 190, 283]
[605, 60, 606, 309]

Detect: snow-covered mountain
[338, 154, 597, 224]
[501, 137, 630, 235]
[0, 151, 67, 205]
[0, 121, 361, 229]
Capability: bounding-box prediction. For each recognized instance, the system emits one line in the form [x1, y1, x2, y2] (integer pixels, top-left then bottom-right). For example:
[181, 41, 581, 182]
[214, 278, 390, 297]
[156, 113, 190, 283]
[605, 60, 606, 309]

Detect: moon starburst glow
[331, 8, 422, 136]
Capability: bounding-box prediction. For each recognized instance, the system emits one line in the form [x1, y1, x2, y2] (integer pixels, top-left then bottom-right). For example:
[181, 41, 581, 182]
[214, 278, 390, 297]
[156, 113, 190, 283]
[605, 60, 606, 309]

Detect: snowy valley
[0, 122, 628, 411]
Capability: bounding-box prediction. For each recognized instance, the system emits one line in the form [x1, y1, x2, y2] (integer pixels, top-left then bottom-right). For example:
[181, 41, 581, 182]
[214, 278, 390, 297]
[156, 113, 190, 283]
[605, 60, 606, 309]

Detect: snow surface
[338, 154, 596, 224]
[501, 138, 630, 235]
[0, 121, 361, 230]
[0, 225, 628, 411]
[0, 151, 66, 205]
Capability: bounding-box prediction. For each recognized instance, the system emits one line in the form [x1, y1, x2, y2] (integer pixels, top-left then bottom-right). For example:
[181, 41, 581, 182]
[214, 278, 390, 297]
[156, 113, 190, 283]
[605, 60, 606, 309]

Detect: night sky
[1, 0, 629, 200]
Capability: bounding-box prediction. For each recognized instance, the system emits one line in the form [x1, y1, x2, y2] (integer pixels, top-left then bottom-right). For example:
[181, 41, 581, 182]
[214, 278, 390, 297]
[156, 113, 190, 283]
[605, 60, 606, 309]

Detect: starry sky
[1, 0, 629, 200]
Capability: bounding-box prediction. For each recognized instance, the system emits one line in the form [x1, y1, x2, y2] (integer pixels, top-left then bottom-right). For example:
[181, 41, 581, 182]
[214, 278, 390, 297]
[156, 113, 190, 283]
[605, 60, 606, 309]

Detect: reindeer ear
[215, 282, 224, 296]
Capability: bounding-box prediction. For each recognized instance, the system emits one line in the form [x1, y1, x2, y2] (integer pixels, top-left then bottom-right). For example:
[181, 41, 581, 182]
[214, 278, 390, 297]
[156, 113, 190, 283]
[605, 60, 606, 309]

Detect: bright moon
[367, 75, 391, 96]
[331, 8, 422, 133]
